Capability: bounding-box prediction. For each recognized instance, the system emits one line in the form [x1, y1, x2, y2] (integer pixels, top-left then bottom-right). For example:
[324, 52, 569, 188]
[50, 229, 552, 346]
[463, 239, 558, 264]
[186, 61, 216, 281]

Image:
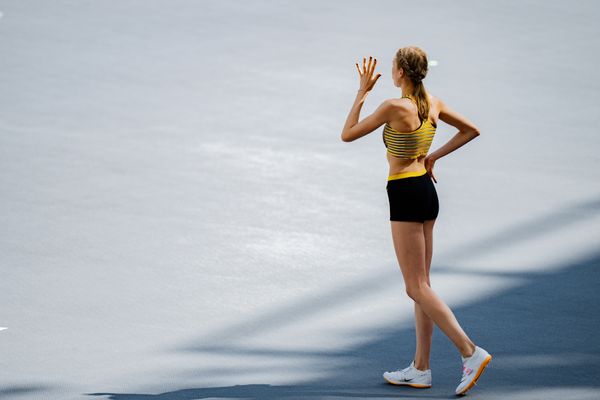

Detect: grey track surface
[1, 1, 599, 399]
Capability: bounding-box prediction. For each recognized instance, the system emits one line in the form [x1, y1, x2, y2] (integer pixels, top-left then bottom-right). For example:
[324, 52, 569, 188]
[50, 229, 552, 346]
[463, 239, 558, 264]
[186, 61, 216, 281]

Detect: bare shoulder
[391, 93, 438, 112]
[387, 96, 415, 115]
[376, 98, 398, 119]
[428, 93, 441, 109]
[433, 95, 480, 133]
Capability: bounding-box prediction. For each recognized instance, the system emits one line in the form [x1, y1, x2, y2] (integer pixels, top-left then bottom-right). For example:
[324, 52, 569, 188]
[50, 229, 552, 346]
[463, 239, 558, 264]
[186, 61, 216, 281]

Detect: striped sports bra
[382, 95, 436, 159]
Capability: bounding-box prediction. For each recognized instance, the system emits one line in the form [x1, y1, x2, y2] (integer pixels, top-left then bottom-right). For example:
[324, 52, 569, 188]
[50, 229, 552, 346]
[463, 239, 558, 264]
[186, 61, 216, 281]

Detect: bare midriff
[386, 152, 427, 176]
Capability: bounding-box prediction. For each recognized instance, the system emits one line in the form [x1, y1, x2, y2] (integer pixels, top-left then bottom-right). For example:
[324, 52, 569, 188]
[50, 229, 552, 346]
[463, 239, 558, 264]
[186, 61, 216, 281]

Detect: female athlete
[340, 46, 492, 396]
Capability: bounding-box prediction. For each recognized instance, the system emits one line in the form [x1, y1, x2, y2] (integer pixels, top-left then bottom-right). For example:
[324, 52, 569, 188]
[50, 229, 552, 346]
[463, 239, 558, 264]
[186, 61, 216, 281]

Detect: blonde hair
[395, 46, 430, 122]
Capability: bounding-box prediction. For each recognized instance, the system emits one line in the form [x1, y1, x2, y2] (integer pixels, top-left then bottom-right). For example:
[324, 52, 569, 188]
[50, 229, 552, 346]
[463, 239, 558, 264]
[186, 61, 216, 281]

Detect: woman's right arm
[428, 98, 481, 161]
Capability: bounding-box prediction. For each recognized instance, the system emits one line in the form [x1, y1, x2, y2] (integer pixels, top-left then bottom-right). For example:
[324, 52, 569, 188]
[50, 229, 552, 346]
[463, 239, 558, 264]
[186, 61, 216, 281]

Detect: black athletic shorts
[386, 168, 439, 222]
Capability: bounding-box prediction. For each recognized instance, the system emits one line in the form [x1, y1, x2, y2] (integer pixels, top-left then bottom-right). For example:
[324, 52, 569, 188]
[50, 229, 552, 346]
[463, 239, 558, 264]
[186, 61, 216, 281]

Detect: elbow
[471, 127, 481, 137]
[341, 132, 352, 142]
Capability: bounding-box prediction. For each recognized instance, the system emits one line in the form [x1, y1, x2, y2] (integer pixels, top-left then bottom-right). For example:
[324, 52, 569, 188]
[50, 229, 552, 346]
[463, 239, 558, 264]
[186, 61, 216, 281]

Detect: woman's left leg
[391, 220, 476, 358]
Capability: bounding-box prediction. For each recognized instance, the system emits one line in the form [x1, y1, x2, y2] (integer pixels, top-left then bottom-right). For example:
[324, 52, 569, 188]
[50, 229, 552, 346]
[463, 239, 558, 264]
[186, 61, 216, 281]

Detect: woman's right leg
[413, 218, 435, 371]
[391, 220, 476, 358]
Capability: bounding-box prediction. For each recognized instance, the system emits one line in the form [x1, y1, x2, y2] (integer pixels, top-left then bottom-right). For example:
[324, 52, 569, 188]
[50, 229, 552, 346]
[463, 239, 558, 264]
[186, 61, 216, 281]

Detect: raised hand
[355, 56, 382, 92]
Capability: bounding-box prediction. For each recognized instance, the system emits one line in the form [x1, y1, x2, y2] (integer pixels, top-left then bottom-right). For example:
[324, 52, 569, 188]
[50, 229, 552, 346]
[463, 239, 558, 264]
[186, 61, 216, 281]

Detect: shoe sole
[383, 375, 431, 388]
[456, 354, 492, 396]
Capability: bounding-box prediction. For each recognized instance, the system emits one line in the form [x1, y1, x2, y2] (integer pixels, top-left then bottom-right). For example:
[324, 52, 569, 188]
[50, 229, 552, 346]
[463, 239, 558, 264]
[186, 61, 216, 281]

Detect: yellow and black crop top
[382, 95, 436, 159]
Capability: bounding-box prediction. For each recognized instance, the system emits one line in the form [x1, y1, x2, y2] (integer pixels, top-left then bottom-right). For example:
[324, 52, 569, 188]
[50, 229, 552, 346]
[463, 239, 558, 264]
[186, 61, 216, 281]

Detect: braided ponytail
[395, 46, 430, 123]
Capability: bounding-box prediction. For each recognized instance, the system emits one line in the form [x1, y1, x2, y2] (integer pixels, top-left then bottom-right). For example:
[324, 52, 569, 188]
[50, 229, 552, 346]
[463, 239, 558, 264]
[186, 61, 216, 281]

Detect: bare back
[386, 92, 441, 175]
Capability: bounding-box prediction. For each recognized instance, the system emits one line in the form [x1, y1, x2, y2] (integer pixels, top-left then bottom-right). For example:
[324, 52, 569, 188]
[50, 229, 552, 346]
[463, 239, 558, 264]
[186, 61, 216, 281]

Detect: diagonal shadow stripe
[88, 249, 600, 399]
[170, 194, 600, 349]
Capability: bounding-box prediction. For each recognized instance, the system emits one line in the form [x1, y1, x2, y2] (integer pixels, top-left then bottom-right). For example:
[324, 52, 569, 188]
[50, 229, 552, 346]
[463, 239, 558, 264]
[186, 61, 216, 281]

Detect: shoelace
[389, 364, 413, 376]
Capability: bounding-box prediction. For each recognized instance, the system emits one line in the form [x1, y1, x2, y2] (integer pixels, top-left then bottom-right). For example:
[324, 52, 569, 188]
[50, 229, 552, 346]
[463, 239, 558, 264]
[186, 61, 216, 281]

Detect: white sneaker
[455, 345, 492, 395]
[383, 359, 432, 388]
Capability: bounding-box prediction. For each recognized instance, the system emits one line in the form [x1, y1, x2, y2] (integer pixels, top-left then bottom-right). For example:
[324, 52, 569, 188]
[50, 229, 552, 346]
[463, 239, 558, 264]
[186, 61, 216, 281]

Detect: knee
[406, 282, 430, 302]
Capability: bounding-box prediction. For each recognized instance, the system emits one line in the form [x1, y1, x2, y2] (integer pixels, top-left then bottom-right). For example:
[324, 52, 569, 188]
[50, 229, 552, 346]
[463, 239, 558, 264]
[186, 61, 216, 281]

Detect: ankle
[414, 361, 430, 371]
[461, 343, 476, 359]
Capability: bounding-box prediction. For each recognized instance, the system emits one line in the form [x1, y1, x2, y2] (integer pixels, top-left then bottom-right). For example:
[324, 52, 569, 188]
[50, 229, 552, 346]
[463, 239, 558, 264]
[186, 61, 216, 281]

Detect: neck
[400, 80, 415, 97]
